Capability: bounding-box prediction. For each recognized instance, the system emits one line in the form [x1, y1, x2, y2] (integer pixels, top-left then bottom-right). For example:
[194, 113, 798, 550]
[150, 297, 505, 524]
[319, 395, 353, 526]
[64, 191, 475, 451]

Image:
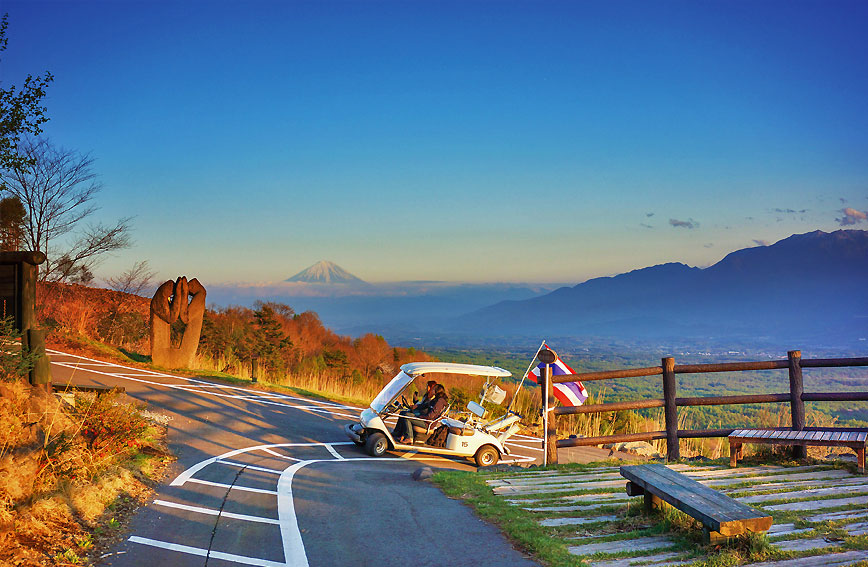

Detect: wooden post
[662, 357, 679, 461]
[542, 364, 558, 465]
[788, 350, 806, 459]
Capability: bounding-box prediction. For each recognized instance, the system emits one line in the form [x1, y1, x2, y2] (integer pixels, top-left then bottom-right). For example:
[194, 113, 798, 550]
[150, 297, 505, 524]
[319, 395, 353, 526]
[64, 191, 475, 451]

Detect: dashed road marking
[152, 499, 280, 525]
[128, 536, 288, 567]
[186, 478, 279, 495]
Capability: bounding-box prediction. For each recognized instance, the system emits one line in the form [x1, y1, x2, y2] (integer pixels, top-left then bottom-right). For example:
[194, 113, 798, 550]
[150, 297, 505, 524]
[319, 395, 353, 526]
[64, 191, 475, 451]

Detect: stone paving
[486, 461, 868, 566]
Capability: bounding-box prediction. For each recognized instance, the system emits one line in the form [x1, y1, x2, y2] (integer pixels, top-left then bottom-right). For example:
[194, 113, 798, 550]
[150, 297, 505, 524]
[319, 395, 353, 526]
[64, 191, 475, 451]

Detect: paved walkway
[486, 461, 868, 566]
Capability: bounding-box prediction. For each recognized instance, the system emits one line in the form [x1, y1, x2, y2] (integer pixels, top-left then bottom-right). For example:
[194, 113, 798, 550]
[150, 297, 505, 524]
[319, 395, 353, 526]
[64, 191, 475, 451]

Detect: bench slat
[621, 464, 771, 535]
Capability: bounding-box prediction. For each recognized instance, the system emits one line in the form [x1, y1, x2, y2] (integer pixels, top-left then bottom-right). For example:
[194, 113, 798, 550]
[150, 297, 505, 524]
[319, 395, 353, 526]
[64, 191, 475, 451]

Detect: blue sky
[3, 0, 867, 284]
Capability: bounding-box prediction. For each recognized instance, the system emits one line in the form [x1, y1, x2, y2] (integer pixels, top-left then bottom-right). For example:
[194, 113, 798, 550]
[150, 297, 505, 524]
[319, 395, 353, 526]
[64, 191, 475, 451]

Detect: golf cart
[344, 362, 524, 467]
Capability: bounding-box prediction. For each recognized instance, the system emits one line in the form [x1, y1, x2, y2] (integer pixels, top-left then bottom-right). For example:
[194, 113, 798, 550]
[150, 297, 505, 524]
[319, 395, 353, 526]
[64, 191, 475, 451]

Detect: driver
[395, 384, 449, 444]
[408, 380, 437, 414]
[391, 380, 436, 437]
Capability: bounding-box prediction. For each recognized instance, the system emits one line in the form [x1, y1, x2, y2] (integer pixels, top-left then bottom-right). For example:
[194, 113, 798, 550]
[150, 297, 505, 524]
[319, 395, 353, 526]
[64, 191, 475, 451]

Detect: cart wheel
[365, 432, 389, 457]
[474, 445, 499, 467]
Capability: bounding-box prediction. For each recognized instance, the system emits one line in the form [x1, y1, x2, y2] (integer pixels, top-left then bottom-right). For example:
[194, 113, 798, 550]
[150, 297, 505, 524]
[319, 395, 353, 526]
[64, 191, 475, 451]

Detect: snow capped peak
[285, 261, 364, 284]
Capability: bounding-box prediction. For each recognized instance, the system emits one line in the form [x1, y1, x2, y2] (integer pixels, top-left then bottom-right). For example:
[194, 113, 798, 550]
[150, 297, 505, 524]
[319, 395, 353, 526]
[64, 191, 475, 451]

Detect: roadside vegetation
[0, 319, 173, 567]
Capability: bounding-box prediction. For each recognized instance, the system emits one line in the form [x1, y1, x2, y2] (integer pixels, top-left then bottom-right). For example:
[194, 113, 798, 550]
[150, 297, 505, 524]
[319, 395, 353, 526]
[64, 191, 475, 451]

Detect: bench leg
[703, 527, 729, 544]
[858, 447, 865, 475]
[643, 493, 665, 513]
[730, 441, 741, 468]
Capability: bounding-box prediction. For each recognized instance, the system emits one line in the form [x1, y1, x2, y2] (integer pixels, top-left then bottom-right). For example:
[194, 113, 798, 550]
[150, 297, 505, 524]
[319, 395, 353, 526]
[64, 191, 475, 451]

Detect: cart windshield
[370, 370, 414, 413]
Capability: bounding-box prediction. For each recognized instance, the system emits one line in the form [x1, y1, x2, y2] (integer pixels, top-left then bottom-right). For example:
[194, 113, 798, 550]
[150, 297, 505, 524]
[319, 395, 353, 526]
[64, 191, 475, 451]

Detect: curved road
[49, 350, 542, 567]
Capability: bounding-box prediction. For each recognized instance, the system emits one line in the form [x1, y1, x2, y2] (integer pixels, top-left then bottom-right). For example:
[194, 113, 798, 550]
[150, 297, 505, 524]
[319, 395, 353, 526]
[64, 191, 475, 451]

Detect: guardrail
[537, 350, 868, 465]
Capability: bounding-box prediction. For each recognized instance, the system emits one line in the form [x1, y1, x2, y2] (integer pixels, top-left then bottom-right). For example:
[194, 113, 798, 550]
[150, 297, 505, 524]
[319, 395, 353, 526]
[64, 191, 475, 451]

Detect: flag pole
[542, 364, 549, 467]
[507, 339, 547, 414]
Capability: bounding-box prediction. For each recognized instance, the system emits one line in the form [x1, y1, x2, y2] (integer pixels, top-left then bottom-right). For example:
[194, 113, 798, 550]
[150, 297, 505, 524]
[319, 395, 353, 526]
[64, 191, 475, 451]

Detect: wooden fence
[538, 350, 868, 465]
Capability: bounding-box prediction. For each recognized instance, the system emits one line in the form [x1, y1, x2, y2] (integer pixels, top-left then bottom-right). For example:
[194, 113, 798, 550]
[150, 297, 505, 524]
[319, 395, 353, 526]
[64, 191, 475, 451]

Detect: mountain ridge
[285, 260, 365, 284]
[457, 229, 868, 345]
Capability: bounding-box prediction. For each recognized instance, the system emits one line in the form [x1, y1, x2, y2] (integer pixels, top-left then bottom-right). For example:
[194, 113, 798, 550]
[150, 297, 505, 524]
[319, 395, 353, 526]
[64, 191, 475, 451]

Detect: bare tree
[0, 137, 131, 281]
[107, 260, 156, 296]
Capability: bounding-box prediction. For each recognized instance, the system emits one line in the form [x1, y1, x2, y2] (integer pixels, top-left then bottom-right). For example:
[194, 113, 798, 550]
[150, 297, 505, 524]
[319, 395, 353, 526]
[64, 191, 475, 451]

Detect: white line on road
[216, 460, 284, 475]
[324, 444, 344, 460]
[128, 536, 287, 567]
[152, 499, 280, 525]
[505, 442, 544, 453]
[186, 478, 279, 495]
[170, 442, 356, 487]
[260, 448, 303, 461]
[49, 350, 363, 412]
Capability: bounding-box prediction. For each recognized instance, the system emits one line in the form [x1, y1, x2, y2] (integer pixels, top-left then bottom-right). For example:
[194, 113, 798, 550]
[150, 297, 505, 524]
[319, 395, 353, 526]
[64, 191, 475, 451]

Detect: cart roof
[400, 362, 511, 378]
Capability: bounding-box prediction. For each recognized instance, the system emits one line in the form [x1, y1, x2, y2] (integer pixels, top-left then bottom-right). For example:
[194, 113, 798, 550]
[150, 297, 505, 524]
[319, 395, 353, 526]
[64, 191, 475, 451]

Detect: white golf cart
[344, 362, 524, 467]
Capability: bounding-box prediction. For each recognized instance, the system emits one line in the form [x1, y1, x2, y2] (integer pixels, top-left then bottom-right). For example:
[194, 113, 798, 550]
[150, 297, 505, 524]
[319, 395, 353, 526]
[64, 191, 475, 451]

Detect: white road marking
[48, 350, 363, 412]
[128, 536, 287, 567]
[170, 442, 355, 487]
[323, 444, 344, 460]
[216, 460, 284, 475]
[277, 460, 310, 567]
[275, 456, 413, 567]
[186, 478, 279, 495]
[261, 448, 303, 461]
[153, 499, 280, 525]
[501, 454, 537, 464]
[505, 442, 544, 453]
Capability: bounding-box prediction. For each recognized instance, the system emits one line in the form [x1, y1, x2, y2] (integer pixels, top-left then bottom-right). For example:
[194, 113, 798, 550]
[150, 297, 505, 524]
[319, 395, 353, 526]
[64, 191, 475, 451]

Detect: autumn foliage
[35, 281, 432, 399]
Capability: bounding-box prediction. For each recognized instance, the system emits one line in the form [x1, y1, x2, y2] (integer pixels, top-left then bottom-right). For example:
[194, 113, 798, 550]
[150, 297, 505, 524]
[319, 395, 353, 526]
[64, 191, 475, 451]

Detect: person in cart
[407, 380, 437, 414]
[395, 384, 448, 444]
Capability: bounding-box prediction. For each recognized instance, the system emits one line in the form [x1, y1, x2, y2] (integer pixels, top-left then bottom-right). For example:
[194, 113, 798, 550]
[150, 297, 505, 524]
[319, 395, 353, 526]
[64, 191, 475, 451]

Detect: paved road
[49, 350, 542, 567]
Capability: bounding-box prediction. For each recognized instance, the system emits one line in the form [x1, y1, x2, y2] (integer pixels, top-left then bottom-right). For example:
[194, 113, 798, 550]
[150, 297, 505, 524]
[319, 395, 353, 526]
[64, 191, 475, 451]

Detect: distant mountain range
[286, 261, 365, 284]
[457, 230, 868, 346]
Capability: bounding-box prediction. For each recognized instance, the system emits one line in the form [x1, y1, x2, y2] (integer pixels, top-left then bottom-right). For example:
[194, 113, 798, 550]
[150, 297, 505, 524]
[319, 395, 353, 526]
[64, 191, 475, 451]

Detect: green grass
[439, 460, 868, 567]
[432, 469, 584, 567]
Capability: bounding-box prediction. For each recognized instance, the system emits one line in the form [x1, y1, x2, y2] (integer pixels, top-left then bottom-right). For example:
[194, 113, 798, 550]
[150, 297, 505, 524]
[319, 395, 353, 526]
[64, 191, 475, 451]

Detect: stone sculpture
[150, 276, 206, 369]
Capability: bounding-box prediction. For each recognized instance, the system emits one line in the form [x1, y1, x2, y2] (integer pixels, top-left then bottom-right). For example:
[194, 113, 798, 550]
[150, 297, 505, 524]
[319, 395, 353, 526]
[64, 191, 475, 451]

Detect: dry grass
[0, 381, 172, 566]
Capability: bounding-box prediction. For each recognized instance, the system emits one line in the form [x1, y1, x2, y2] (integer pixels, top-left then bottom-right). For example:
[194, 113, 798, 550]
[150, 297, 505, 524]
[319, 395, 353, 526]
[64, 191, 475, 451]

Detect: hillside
[34, 281, 433, 402]
[459, 230, 868, 346]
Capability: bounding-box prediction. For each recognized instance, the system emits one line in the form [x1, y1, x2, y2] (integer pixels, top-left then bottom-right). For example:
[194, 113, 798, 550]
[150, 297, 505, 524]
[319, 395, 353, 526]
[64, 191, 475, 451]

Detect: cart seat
[411, 404, 451, 435]
[441, 417, 475, 436]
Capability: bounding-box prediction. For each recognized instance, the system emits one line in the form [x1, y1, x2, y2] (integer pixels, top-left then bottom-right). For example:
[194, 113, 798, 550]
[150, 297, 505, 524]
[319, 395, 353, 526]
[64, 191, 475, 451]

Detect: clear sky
[2, 0, 867, 284]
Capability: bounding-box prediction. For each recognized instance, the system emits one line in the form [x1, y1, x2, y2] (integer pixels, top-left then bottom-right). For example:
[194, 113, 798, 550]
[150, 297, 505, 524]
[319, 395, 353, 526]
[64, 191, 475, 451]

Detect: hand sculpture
[150, 276, 206, 369]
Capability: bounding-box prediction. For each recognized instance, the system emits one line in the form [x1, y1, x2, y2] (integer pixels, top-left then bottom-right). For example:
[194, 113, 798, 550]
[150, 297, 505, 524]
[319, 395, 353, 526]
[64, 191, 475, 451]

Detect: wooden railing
[538, 350, 868, 465]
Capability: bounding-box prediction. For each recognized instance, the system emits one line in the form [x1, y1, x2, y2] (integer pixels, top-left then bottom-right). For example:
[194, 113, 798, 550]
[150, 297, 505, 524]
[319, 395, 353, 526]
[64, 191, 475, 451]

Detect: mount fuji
[285, 261, 365, 284]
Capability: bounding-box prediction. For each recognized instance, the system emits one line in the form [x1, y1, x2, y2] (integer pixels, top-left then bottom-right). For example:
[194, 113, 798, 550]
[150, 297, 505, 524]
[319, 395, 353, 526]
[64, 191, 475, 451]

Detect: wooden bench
[729, 429, 867, 473]
[621, 464, 772, 543]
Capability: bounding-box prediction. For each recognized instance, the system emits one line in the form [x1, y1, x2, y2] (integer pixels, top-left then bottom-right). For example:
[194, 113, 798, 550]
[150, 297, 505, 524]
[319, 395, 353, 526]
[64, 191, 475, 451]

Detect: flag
[527, 349, 588, 407]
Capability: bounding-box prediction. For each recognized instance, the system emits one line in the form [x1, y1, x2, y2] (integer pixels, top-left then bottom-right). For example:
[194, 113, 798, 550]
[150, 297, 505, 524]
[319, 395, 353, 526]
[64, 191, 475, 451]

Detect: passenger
[396, 384, 448, 444]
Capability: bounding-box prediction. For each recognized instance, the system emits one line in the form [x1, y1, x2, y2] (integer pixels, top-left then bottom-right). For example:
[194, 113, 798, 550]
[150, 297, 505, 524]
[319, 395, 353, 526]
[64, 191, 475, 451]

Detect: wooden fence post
[662, 357, 679, 461]
[788, 350, 806, 459]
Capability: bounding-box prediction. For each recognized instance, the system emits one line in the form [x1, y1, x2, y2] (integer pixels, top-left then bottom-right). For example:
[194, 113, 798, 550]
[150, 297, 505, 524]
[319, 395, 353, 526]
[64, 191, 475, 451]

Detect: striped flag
[527, 349, 588, 407]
